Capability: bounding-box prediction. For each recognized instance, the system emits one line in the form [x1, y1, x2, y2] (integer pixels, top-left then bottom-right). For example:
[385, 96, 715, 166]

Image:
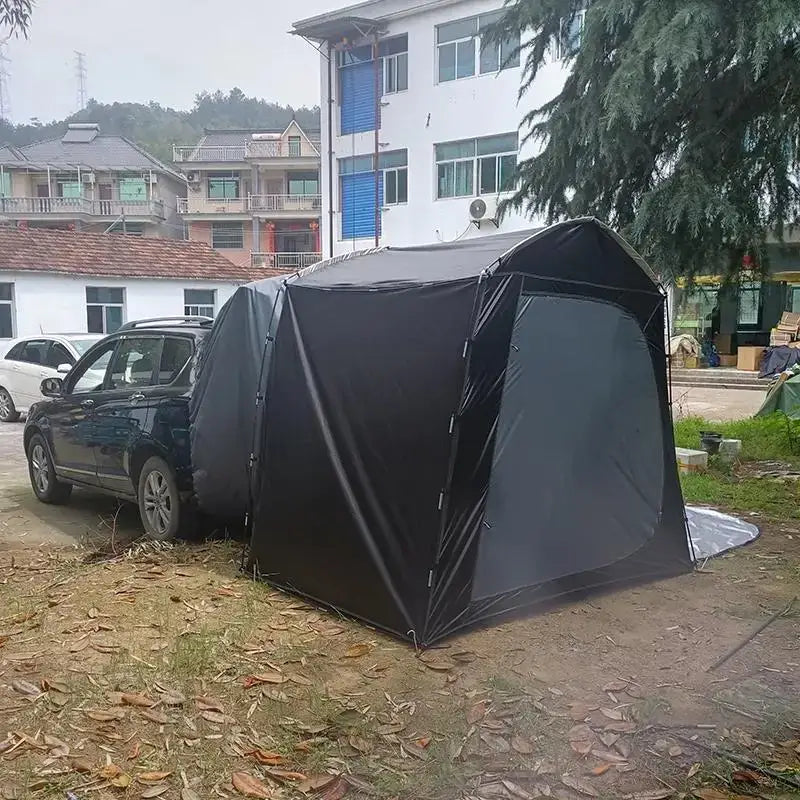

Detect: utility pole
[75, 51, 87, 111]
[0, 43, 11, 121]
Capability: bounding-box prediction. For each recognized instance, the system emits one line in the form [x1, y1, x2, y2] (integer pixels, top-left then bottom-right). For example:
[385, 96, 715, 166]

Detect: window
[108, 337, 161, 390]
[288, 171, 319, 196]
[0, 170, 10, 197]
[17, 340, 48, 365]
[5, 342, 24, 361]
[158, 337, 193, 386]
[339, 155, 383, 240]
[437, 12, 519, 83]
[208, 174, 240, 200]
[211, 222, 244, 249]
[119, 177, 147, 201]
[86, 287, 125, 334]
[69, 341, 115, 394]
[288, 136, 302, 157]
[436, 133, 518, 199]
[0, 283, 13, 339]
[791, 286, 800, 314]
[338, 45, 378, 135]
[380, 35, 408, 94]
[737, 279, 762, 327]
[57, 180, 81, 199]
[184, 289, 216, 318]
[381, 150, 408, 205]
[557, 9, 585, 59]
[108, 221, 145, 236]
[46, 342, 76, 369]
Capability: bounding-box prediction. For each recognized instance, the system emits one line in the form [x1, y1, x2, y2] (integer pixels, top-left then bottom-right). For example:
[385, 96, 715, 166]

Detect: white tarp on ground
[686, 506, 760, 559]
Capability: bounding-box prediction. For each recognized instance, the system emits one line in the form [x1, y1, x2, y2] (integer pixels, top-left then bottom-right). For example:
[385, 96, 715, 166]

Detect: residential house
[173, 121, 322, 271]
[292, 0, 576, 258]
[0, 226, 292, 340]
[0, 123, 186, 238]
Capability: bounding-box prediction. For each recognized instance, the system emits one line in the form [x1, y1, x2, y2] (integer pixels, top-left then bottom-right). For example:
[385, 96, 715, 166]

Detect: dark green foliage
[0, 90, 320, 163]
[0, 0, 32, 37]
[492, 0, 800, 278]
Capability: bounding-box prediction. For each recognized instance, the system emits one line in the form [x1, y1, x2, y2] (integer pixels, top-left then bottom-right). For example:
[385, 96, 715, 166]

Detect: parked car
[24, 317, 213, 540]
[0, 334, 104, 422]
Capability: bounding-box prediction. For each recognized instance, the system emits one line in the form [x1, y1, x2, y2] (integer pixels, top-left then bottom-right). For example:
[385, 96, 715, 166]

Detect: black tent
[191, 219, 693, 645]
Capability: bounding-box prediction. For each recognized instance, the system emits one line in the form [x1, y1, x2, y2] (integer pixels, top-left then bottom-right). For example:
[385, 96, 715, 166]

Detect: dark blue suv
[24, 317, 212, 539]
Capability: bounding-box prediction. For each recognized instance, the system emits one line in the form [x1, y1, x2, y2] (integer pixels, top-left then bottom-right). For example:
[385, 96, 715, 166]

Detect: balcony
[177, 197, 248, 215]
[172, 145, 247, 163]
[251, 252, 322, 270]
[244, 140, 320, 159]
[248, 194, 321, 214]
[0, 196, 165, 218]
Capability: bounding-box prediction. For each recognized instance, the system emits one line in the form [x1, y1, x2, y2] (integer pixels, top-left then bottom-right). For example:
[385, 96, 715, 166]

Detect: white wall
[0, 272, 240, 340]
[319, 0, 569, 257]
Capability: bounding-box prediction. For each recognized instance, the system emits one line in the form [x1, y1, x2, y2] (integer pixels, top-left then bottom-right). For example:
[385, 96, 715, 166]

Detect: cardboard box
[737, 346, 765, 371]
[714, 334, 734, 354]
[719, 354, 738, 367]
[676, 447, 708, 474]
[684, 356, 699, 369]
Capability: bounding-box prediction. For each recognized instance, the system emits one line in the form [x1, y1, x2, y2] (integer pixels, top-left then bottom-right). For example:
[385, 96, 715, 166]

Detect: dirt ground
[672, 388, 765, 422]
[1, 423, 799, 800]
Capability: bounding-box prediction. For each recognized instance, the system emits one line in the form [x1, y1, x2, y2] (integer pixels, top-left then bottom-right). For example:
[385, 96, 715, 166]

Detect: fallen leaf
[571, 740, 594, 756]
[159, 690, 186, 706]
[232, 773, 271, 798]
[121, 692, 156, 707]
[614, 739, 632, 759]
[599, 733, 619, 747]
[201, 710, 232, 725]
[420, 655, 456, 671]
[467, 700, 488, 724]
[11, 679, 41, 697]
[138, 771, 173, 783]
[591, 764, 611, 776]
[511, 735, 534, 754]
[590, 747, 627, 764]
[621, 792, 673, 800]
[248, 749, 285, 765]
[262, 688, 289, 702]
[71, 757, 93, 773]
[128, 741, 141, 761]
[41, 678, 70, 694]
[69, 638, 89, 653]
[669, 745, 683, 757]
[194, 696, 224, 712]
[49, 691, 70, 707]
[181, 790, 201, 800]
[296, 775, 337, 794]
[86, 708, 125, 722]
[480, 732, 510, 753]
[401, 741, 430, 760]
[343, 644, 371, 658]
[140, 709, 169, 725]
[288, 672, 312, 686]
[561, 774, 599, 797]
[600, 708, 624, 721]
[731, 770, 761, 784]
[569, 702, 599, 720]
[347, 735, 372, 754]
[243, 672, 287, 687]
[44, 734, 70, 757]
[603, 721, 636, 733]
[452, 650, 477, 663]
[142, 787, 169, 799]
[318, 777, 349, 800]
[416, 736, 431, 748]
[692, 790, 729, 800]
[501, 779, 535, 800]
[111, 773, 133, 788]
[602, 680, 629, 692]
[263, 768, 308, 782]
[687, 764, 702, 779]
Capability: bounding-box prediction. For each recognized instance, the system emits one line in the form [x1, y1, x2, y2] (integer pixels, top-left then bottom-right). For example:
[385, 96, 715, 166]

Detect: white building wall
[319, 0, 570, 258]
[1, 272, 239, 340]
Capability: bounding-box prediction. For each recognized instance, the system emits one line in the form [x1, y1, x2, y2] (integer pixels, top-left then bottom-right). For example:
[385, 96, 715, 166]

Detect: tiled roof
[0, 227, 289, 282]
[0, 144, 26, 162]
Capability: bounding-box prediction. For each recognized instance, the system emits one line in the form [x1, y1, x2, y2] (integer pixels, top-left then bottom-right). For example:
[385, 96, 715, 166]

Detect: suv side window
[46, 342, 75, 369]
[108, 337, 162, 390]
[158, 337, 194, 385]
[19, 340, 48, 364]
[69, 341, 117, 395]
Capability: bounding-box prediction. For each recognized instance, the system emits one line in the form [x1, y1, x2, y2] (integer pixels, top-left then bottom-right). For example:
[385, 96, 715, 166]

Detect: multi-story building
[173, 121, 323, 271]
[0, 124, 186, 238]
[293, 0, 577, 259]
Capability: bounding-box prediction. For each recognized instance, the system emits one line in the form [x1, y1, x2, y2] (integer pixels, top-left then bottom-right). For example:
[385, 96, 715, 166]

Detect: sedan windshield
[68, 338, 102, 355]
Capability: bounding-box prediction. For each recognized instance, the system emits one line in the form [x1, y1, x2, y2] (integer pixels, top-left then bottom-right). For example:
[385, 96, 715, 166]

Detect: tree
[0, 0, 32, 37]
[493, 0, 800, 278]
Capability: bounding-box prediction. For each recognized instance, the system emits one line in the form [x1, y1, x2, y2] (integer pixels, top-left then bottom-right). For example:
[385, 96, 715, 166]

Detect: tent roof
[257, 218, 660, 292]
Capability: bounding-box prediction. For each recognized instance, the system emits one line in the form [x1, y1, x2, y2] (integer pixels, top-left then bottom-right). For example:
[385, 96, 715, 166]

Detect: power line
[0, 43, 11, 121]
[75, 51, 87, 111]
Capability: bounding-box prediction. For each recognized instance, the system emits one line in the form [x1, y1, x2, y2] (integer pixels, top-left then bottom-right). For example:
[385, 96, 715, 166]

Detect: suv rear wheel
[138, 456, 183, 540]
[0, 387, 20, 423]
[27, 433, 72, 504]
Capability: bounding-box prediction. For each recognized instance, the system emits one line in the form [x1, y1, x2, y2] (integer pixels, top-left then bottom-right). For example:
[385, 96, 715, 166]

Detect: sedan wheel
[0, 388, 20, 422]
[143, 469, 172, 537]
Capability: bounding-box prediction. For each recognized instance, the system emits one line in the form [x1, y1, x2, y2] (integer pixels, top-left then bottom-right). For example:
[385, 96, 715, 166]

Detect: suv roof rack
[118, 316, 214, 332]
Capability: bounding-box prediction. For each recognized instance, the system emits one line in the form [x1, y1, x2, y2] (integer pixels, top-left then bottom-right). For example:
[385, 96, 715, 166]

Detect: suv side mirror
[41, 377, 63, 398]
[57, 363, 72, 375]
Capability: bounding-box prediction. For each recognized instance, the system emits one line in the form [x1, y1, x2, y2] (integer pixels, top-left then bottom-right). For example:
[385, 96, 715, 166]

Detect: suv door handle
[129, 392, 146, 402]
[80, 399, 94, 409]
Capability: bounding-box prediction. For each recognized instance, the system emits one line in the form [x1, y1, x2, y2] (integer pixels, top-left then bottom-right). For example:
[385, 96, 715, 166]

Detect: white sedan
[0, 334, 104, 422]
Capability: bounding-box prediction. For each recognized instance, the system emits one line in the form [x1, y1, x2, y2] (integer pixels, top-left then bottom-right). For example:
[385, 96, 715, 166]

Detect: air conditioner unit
[81, 172, 96, 184]
[187, 172, 200, 184]
[469, 196, 500, 226]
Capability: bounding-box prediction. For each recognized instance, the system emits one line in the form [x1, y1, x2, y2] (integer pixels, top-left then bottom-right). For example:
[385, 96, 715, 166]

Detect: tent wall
[248, 279, 478, 638]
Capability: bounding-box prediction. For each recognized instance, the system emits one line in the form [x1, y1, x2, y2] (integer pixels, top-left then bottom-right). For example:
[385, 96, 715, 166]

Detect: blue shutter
[340, 61, 377, 135]
[341, 172, 383, 240]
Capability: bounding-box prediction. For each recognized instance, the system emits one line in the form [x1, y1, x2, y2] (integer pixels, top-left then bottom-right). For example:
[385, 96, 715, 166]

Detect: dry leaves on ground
[232, 772, 272, 798]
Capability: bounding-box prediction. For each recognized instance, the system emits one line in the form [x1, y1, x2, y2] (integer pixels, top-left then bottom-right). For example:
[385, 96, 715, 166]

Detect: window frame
[65, 339, 118, 395]
[207, 173, 241, 200]
[435, 134, 518, 200]
[184, 289, 216, 319]
[86, 287, 125, 335]
[737, 278, 763, 330]
[556, 8, 586, 60]
[287, 136, 303, 157]
[157, 335, 195, 387]
[0, 282, 14, 339]
[211, 221, 244, 250]
[380, 36, 409, 95]
[47, 341, 77, 369]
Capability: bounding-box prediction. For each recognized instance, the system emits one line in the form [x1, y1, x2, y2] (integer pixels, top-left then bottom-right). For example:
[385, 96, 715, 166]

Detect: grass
[674, 414, 800, 519]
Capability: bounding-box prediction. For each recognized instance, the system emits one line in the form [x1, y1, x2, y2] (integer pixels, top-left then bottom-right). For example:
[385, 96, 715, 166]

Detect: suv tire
[138, 456, 183, 540]
[27, 433, 72, 504]
[0, 387, 20, 423]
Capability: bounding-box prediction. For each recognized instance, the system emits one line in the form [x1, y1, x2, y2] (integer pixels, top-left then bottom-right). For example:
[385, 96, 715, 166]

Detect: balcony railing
[251, 252, 322, 270]
[172, 145, 247, 163]
[177, 197, 248, 215]
[0, 196, 164, 218]
[245, 140, 320, 159]
[248, 194, 321, 213]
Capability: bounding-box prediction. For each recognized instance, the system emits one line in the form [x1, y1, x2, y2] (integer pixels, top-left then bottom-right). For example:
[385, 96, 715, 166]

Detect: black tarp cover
[190, 219, 693, 644]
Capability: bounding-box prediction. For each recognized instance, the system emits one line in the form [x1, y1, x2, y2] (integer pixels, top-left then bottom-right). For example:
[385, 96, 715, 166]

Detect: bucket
[699, 431, 723, 455]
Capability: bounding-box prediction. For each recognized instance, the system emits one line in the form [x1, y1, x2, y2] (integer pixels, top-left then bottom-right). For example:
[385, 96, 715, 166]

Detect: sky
[2, 0, 340, 124]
